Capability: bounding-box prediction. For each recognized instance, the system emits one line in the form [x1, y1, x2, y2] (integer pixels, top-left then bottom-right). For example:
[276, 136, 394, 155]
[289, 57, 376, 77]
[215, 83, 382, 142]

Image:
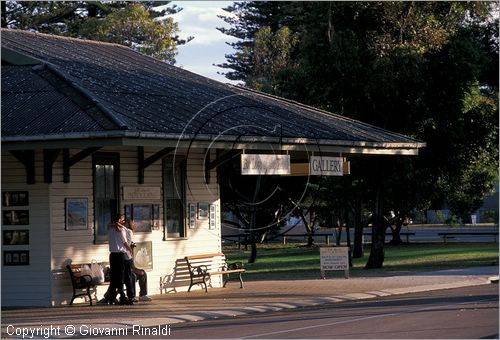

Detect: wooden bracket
[205, 149, 242, 184]
[43, 149, 60, 183]
[10, 150, 35, 184]
[63, 147, 101, 183]
[138, 147, 175, 184]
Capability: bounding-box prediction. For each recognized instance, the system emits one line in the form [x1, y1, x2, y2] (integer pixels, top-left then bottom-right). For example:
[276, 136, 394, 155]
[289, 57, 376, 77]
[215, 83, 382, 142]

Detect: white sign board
[320, 246, 349, 278]
[123, 187, 161, 200]
[310, 156, 343, 176]
[241, 154, 290, 175]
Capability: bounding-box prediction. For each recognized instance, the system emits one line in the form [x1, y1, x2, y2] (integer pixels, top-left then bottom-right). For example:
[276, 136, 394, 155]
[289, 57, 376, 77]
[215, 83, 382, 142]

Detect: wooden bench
[184, 253, 246, 293]
[66, 263, 110, 306]
[437, 232, 499, 243]
[363, 232, 416, 243]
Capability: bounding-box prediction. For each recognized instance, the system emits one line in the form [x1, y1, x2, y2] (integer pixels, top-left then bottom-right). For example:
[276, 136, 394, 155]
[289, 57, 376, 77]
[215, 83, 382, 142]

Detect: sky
[170, 1, 239, 84]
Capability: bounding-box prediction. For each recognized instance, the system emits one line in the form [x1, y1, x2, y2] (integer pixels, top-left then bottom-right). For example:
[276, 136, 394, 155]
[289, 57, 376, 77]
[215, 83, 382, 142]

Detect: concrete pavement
[1, 266, 498, 338]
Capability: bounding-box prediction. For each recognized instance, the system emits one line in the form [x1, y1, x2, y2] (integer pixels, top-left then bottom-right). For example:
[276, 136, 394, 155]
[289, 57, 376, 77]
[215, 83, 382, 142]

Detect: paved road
[167, 285, 499, 339]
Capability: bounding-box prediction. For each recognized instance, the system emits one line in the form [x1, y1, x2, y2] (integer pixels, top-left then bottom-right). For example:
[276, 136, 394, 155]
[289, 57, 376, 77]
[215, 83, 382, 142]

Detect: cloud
[172, 3, 238, 46]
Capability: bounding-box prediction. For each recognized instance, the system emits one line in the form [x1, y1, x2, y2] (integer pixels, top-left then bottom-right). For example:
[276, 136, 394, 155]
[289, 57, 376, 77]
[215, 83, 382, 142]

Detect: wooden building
[1, 29, 424, 307]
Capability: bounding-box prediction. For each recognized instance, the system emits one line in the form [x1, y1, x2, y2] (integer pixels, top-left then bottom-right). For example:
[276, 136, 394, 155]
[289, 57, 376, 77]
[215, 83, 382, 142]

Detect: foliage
[218, 2, 499, 267]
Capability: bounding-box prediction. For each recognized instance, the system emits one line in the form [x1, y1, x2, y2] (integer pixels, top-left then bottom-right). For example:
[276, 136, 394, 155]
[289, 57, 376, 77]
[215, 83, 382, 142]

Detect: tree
[1, 1, 191, 64]
[218, 157, 308, 263]
[218, 2, 499, 268]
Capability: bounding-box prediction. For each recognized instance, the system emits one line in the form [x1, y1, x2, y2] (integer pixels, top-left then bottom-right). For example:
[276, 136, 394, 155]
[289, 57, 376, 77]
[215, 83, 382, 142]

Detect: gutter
[1, 130, 426, 150]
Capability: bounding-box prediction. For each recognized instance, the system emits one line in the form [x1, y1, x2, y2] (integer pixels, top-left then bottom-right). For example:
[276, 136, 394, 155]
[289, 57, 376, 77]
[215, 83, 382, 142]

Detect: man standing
[107, 213, 133, 305]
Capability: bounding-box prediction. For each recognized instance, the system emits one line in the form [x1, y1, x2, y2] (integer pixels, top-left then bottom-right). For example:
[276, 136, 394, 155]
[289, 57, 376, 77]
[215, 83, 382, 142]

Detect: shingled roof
[1, 29, 425, 154]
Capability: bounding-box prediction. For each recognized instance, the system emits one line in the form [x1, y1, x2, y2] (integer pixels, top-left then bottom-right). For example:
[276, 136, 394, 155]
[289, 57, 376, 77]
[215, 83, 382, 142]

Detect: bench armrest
[74, 274, 93, 288]
[227, 262, 245, 270]
[191, 265, 208, 276]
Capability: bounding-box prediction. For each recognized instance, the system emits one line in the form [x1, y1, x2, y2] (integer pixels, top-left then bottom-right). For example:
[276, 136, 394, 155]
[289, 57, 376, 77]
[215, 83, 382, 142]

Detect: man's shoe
[139, 295, 152, 302]
[120, 298, 134, 305]
[97, 298, 108, 305]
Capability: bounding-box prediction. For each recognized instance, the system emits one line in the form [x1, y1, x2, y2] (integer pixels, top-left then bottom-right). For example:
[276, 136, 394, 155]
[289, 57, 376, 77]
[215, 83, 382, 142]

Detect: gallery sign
[310, 156, 344, 176]
[241, 154, 290, 175]
[123, 186, 161, 200]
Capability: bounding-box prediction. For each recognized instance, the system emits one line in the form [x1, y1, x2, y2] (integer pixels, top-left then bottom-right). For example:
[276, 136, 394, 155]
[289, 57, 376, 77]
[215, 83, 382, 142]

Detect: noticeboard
[320, 246, 349, 279]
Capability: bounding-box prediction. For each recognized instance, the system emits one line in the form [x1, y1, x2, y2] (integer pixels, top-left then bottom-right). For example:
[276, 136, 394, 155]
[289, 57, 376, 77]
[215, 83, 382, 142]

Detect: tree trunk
[389, 216, 404, 245]
[352, 198, 364, 258]
[299, 211, 314, 247]
[365, 188, 385, 269]
[248, 176, 262, 263]
[1, 2, 7, 28]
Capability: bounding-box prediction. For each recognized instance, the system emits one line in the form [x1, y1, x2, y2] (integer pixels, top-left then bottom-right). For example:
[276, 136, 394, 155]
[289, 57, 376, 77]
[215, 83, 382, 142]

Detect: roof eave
[1, 131, 425, 155]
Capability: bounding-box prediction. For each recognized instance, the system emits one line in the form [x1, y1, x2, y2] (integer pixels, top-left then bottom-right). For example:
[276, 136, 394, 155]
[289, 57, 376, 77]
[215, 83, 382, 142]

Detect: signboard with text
[241, 154, 290, 175]
[320, 246, 349, 279]
[123, 187, 161, 200]
[310, 156, 344, 176]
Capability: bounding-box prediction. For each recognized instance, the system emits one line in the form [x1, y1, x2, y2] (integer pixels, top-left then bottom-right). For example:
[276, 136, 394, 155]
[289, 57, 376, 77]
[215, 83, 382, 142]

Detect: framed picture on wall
[3, 230, 29, 245]
[197, 202, 209, 220]
[188, 203, 196, 228]
[133, 241, 153, 271]
[132, 204, 153, 232]
[2, 210, 29, 225]
[2, 191, 29, 207]
[65, 198, 88, 230]
[3, 250, 29, 266]
[209, 204, 216, 230]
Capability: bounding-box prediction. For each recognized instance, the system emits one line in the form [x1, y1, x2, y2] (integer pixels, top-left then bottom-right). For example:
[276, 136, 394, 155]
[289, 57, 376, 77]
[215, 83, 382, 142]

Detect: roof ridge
[0, 28, 130, 50]
[40, 62, 129, 130]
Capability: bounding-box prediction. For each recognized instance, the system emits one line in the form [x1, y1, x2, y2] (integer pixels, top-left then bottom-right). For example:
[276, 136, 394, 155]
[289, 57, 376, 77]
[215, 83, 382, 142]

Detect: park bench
[184, 253, 246, 293]
[66, 262, 109, 306]
[437, 232, 499, 243]
[363, 232, 416, 243]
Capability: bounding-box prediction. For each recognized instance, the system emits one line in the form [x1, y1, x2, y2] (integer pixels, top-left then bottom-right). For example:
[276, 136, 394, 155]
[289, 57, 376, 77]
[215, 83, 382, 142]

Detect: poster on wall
[2, 191, 29, 207]
[209, 204, 216, 230]
[197, 202, 209, 220]
[65, 198, 88, 230]
[132, 204, 153, 232]
[133, 241, 153, 271]
[3, 250, 29, 266]
[2, 210, 29, 225]
[3, 230, 29, 245]
[188, 203, 196, 229]
[124, 204, 159, 232]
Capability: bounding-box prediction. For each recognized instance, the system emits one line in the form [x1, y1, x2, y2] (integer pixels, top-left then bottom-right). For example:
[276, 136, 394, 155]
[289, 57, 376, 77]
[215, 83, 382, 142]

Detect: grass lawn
[223, 242, 499, 281]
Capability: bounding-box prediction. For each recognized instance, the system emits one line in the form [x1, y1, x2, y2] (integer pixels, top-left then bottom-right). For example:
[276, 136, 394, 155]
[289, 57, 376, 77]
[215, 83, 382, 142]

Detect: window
[163, 156, 186, 239]
[93, 153, 119, 243]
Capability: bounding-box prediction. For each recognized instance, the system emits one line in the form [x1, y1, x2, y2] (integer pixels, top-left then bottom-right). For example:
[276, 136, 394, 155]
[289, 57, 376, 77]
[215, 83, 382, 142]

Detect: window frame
[92, 152, 120, 244]
[162, 156, 187, 240]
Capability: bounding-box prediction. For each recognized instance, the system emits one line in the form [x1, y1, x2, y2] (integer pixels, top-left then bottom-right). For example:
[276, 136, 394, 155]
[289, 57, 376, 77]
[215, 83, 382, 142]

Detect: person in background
[125, 219, 152, 302]
[104, 213, 133, 305]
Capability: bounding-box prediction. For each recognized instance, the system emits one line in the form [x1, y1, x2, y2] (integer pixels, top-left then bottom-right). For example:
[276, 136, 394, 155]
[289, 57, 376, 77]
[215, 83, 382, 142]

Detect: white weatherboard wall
[1, 146, 221, 307]
[1, 151, 52, 307]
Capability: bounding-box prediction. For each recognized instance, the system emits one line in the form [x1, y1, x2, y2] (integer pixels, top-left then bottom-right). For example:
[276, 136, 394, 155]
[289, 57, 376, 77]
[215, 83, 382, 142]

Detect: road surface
[167, 284, 498, 339]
